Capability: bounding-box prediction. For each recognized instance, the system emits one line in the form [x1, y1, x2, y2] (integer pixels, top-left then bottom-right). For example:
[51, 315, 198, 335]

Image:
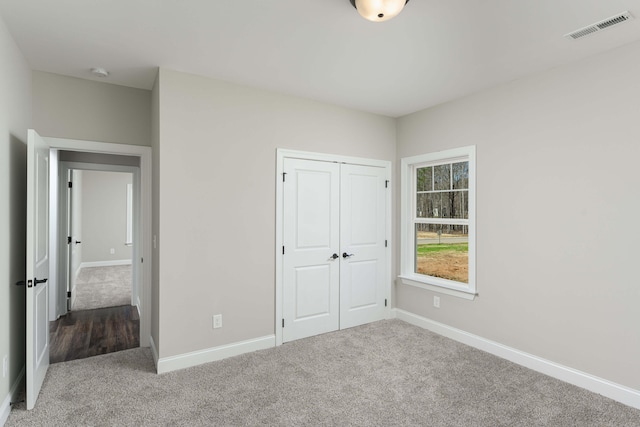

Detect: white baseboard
[0, 366, 25, 427]
[80, 260, 132, 269]
[0, 392, 10, 427]
[394, 309, 640, 410]
[156, 335, 275, 374]
[149, 335, 159, 370]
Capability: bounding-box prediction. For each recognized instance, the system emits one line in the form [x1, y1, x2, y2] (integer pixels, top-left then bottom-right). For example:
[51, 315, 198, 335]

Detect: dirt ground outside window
[416, 243, 468, 283]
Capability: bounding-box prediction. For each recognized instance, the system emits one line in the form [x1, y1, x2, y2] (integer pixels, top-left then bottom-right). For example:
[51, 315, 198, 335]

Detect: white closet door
[339, 164, 387, 329]
[282, 158, 340, 342]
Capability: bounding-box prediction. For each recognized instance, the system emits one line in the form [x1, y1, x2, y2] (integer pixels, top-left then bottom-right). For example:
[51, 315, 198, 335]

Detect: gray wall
[155, 68, 397, 358]
[80, 171, 133, 263]
[33, 71, 151, 147]
[0, 14, 30, 415]
[396, 40, 640, 390]
[60, 151, 140, 167]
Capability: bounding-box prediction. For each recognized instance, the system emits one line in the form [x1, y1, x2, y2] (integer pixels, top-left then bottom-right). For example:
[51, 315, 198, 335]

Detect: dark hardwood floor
[49, 305, 139, 364]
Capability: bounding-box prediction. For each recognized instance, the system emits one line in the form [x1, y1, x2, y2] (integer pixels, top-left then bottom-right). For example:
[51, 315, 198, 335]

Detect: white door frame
[275, 149, 392, 346]
[45, 137, 152, 347]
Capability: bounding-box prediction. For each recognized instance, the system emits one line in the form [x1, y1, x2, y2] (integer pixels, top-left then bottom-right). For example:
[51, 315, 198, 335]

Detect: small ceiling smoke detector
[90, 67, 110, 77]
[564, 11, 633, 40]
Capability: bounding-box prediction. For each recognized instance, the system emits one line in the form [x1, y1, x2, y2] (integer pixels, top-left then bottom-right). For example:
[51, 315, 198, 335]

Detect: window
[400, 146, 476, 298]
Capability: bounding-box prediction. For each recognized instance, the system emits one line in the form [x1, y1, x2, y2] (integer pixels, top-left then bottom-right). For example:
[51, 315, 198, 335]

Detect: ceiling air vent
[564, 11, 633, 40]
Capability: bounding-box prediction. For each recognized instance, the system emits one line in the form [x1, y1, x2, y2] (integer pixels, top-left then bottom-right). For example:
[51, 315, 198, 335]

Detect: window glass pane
[452, 191, 468, 219]
[452, 161, 469, 190]
[416, 191, 467, 219]
[415, 224, 468, 283]
[416, 193, 428, 218]
[416, 167, 432, 192]
[416, 193, 440, 218]
[433, 164, 450, 190]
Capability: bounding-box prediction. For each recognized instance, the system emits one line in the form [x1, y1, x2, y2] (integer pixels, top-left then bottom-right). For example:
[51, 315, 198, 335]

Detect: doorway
[276, 150, 392, 345]
[45, 137, 151, 350]
[50, 156, 143, 362]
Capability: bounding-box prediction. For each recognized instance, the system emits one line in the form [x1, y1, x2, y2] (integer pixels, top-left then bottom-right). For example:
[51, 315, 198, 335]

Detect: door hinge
[282, 246, 285, 255]
[67, 291, 71, 298]
[282, 172, 287, 182]
[385, 240, 388, 247]
[67, 236, 72, 244]
[282, 319, 285, 328]
[141, 258, 144, 263]
[385, 299, 388, 307]
[68, 181, 73, 188]
[385, 180, 389, 188]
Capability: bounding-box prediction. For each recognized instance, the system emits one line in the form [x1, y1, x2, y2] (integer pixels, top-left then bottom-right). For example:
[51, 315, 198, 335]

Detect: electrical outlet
[433, 296, 440, 308]
[110, 248, 115, 254]
[2, 355, 7, 378]
[213, 314, 222, 329]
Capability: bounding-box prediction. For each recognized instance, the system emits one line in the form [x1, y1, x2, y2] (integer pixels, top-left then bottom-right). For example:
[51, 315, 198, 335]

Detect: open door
[26, 129, 50, 410]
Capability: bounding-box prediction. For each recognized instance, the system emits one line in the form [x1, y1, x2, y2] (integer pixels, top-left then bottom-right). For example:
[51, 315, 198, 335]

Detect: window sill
[398, 275, 477, 300]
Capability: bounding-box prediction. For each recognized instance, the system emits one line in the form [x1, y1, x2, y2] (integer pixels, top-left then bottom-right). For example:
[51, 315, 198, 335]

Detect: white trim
[398, 276, 476, 300]
[384, 160, 393, 315]
[275, 149, 393, 346]
[149, 335, 159, 370]
[275, 151, 284, 346]
[48, 150, 59, 321]
[0, 394, 9, 427]
[0, 366, 25, 426]
[79, 259, 132, 268]
[156, 335, 275, 374]
[45, 137, 151, 348]
[277, 148, 390, 168]
[45, 137, 150, 157]
[394, 309, 640, 410]
[400, 145, 476, 295]
[126, 183, 133, 245]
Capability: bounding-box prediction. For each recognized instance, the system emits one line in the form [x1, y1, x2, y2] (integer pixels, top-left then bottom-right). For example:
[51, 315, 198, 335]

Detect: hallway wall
[33, 71, 151, 147]
[81, 171, 133, 264]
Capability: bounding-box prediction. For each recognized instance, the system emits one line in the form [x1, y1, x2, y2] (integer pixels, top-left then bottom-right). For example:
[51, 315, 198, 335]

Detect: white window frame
[399, 145, 476, 300]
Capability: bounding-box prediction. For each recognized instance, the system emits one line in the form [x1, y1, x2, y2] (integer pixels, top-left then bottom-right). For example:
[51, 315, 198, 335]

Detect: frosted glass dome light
[350, 0, 410, 22]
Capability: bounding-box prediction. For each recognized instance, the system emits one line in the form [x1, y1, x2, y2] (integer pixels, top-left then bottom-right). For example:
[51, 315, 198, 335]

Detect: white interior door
[26, 129, 50, 410]
[339, 164, 387, 329]
[282, 158, 340, 342]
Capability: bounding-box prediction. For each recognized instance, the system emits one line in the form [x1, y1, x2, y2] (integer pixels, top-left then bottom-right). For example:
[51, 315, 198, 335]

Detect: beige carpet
[72, 265, 132, 311]
[7, 319, 640, 426]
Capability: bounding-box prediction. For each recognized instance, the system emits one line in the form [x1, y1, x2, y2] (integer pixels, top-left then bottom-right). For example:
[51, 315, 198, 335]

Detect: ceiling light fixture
[349, 0, 410, 22]
[90, 67, 109, 78]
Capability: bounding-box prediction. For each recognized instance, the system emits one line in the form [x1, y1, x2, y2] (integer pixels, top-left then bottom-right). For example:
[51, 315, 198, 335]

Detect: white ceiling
[2, 0, 640, 117]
